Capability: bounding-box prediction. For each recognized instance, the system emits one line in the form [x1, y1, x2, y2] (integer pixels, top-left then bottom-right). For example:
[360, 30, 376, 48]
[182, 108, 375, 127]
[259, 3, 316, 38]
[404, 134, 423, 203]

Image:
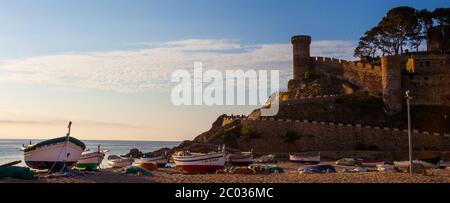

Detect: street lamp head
[405, 90, 413, 99]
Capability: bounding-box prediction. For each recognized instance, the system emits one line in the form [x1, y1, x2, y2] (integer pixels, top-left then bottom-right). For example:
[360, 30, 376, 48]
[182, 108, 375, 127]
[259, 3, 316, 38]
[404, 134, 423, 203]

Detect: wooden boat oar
[0, 160, 22, 168]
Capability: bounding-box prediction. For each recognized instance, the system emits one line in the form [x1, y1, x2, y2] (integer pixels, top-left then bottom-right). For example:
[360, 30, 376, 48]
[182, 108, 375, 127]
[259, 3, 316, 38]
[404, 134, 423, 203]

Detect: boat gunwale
[23, 136, 86, 152]
[173, 155, 224, 163]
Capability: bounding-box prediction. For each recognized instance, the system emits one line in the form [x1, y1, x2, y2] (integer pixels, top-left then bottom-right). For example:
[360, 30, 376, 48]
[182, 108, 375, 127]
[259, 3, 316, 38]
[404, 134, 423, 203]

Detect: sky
[0, 0, 448, 141]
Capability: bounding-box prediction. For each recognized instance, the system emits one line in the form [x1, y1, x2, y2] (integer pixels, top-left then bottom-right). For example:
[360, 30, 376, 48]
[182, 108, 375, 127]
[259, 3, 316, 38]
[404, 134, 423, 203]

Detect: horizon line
[0, 137, 183, 143]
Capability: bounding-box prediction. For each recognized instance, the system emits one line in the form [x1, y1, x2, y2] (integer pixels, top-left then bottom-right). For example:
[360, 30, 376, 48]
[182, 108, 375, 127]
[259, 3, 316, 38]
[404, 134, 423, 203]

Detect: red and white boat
[133, 159, 158, 171]
[173, 151, 225, 174]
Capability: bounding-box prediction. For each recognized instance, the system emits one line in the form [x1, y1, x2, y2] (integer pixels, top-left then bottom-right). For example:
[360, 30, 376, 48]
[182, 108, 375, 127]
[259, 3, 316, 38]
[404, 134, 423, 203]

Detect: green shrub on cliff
[240, 126, 260, 142]
[222, 130, 239, 148]
[304, 71, 311, 80]
[303, 71, 317, 84]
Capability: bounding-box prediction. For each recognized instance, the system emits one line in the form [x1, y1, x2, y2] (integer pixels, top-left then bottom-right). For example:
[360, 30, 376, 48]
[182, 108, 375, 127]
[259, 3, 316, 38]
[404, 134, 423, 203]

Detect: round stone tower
[292, 35, 312, 80]
[381, 56, 402, 115]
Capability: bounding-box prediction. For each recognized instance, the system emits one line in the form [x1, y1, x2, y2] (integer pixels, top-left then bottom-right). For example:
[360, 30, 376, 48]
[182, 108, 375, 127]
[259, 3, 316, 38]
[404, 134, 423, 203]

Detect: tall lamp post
[405, 90, 413, 175]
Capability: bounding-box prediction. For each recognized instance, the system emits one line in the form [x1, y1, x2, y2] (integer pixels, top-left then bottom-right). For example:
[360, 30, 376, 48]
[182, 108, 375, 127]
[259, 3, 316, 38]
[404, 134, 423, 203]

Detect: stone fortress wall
[404, 55, 450, 106]
[289, 35, 450, 113]
[216, 36, 450, 158]
[310, 56, 383, 95]
[223, 116, 450, 153]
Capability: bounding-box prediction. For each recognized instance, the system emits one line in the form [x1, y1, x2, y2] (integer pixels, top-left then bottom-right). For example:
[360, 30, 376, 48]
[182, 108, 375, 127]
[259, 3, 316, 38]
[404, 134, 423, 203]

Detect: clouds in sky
[311, 40, 357, 60]
[0, 39, 356, 93]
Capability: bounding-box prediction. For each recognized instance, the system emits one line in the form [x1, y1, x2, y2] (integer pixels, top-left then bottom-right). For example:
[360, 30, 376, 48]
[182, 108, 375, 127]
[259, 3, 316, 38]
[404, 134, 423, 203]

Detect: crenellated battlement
[303, 55, 384, 95]
[290, 35, 450, 108]
[216, 35, 450, 154]
[278, 91, 344, 102]
[310, 56, 382, 73]
[221, 114, 450, 152]
[222, 115, 449, 137]
[311, 56, 346, 64]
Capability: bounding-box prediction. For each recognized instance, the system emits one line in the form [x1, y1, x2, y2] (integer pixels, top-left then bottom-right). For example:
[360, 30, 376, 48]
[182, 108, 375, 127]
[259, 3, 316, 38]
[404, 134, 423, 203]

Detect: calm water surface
[0, 139, 180, 168]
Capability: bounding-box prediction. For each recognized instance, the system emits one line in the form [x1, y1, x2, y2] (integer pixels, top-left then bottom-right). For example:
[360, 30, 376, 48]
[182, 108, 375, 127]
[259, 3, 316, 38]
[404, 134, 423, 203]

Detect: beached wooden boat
[140, 155, 168, 167]
[226, 152, 253, 166]
[394, 160, 437, 169]
[439, 161, 450, 168]
[377, 164, 394, 172]
[22, 122, 86, 171]
[336, 157, 363, 166]
[360, 160, 386, 167]
[289, 153, 320, 164]
[254, 154, 276, 163]
[107, 155, 133, 168]
[298, 165, 336, 173]
[133, 159, 158, 171]
[75, 147, 105, 170]
[173, 151, 225, 174]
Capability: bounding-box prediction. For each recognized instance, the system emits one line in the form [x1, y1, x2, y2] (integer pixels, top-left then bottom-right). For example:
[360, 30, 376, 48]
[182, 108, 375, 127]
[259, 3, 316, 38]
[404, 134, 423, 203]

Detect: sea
[0, 139, 180, 168]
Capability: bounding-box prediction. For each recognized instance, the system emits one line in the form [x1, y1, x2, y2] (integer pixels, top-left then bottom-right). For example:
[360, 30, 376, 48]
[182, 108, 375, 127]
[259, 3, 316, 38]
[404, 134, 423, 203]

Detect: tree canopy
[354, 7, 450, 58]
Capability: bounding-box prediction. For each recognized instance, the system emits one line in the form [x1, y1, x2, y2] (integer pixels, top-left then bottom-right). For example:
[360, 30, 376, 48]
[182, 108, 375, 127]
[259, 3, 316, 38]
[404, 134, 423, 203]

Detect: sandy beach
[2, 162, 449, 183]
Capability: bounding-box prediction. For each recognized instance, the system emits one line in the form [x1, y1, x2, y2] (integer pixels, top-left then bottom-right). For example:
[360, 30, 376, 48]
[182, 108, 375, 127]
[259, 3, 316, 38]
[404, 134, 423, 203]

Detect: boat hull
[141, 156, 167, 167]
[439, 161, 450, 168]
[176, 165, 224, 173]
[75, 163, 99, 171]
[173, 153, 225, 174]
[77, 152, 105, 164]
[298, 165, 336, 173]
[336, 158, 363, 166]
[394, 160, 437, 169]
[24, 141, 84, 170]
[133, 162, 158, 171]
[254, 155, 276, 163]
[361, 161, 386, 167]
[289, 154, 320, 164]
[25, 161, 78, 171]
[75, 152, 105, 170]
[227, 153, 253, 166]
[108, 160, 133, 168]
